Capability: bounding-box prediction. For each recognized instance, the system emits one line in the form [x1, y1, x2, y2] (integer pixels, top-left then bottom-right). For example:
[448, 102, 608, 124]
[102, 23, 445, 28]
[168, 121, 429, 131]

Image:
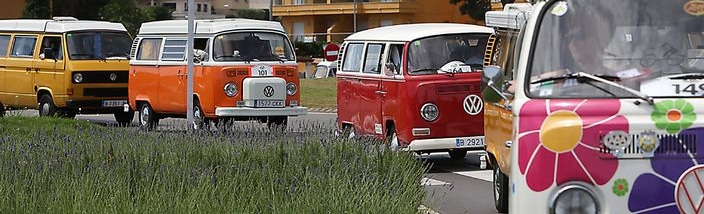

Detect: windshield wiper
[669, 73, 704, 80]
[531, 71, 654, 105]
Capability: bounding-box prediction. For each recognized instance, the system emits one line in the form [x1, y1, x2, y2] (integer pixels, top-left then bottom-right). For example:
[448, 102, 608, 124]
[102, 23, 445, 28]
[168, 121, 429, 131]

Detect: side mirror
[41, 48, 55, 60]
[483, 65, 502, 83]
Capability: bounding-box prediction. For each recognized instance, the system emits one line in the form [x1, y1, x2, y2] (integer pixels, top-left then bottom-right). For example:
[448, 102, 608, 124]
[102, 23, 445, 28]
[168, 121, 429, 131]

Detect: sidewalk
[307, 107, 337, 113]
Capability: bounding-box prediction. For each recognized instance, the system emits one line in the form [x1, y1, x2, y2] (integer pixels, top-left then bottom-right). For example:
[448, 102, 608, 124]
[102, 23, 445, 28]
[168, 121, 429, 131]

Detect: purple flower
[628, 127, 704, 213]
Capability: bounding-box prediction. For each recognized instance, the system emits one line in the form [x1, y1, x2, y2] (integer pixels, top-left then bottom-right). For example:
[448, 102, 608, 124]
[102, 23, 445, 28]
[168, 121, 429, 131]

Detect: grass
[0, 116, 427, 213]
[300, 77, 337, 109]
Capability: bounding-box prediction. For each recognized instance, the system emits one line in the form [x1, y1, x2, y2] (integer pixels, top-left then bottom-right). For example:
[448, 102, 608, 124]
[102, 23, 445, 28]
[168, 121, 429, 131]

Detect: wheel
[0, 102, 5, 117]
[493, 162, 509, 213]
[114, 111, 135, 127]
[192, 100, 207, 130]
[38, 94, 58, 117]
[267, 116, 287, 131]
[448, 150, 468, 160]
[60, 109, 76, 119]
[386, 126, 400, 151]
[138, 103, 158, 131]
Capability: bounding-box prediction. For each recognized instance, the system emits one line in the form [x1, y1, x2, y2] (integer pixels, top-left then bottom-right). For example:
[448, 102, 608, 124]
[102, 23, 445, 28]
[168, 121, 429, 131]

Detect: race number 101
[672, 84, 704, 95]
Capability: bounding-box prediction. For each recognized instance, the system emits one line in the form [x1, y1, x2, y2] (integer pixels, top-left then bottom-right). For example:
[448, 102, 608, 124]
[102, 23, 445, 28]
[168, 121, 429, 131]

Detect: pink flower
[518, 99, 627, 192]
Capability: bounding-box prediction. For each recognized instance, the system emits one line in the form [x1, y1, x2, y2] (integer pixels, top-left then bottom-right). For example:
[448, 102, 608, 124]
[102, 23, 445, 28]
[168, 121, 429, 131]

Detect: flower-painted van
[483, 1, 704, 213]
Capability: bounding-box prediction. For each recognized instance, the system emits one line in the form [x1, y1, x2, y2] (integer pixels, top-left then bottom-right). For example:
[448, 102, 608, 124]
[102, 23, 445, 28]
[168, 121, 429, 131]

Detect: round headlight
[420, 103, 439, 121]
[550, 184, 599, 214]
[73, 73, 83, 83]
[224, 82, 238, 97]
[286, 82, 297, 95]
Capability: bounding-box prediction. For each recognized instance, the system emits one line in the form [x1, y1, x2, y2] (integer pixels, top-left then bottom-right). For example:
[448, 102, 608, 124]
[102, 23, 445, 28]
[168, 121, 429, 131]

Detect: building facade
[272, 0, 493, 43]
[134, 0, 234, 19]
[0, 0, 25, 19]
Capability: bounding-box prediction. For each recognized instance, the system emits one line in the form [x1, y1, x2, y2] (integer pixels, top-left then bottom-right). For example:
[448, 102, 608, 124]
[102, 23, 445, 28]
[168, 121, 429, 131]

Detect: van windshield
[66, 31, 132, 60]
[213, 32, 295, 62]
[407, 34, 489, 75]
[529, 0, 704, 98]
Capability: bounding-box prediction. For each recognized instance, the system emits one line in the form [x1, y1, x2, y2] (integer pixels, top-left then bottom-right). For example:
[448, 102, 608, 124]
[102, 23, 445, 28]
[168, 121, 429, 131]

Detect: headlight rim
[549, 183, 600, 214]
[73, 73, 83, 83]
[420, 103, 439, 122]
[286, 82, 297, 95]
[223, 82, 238, 97]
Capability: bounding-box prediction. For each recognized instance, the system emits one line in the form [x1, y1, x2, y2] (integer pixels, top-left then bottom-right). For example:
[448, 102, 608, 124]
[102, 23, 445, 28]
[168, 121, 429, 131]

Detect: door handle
[133, 70, 136, 76]
[375, 91, 387, 95]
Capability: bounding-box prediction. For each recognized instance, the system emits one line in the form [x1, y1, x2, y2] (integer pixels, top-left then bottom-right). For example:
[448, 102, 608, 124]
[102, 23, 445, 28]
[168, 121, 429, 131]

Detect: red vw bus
[337, 23, 493, 159]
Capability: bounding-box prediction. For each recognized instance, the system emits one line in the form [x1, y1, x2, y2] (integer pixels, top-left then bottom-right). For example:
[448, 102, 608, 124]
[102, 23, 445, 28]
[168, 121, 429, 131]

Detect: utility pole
[353, 0, 357, 33]
[186, 0, 195, 131]
[269, 0, 273, 21]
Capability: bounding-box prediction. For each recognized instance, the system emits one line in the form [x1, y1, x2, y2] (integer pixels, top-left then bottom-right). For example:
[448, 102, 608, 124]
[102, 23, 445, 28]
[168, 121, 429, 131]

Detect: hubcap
[193, 106, 203, 129]
[141, 106, 150, 126]
[494, 167, 500, 201]
[390, 132, 400, 151]
[41, 103, 50, 116]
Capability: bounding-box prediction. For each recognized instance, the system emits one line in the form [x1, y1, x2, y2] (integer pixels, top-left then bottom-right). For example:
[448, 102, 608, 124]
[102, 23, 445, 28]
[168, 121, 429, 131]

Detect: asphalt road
[7, 110, 498, 214]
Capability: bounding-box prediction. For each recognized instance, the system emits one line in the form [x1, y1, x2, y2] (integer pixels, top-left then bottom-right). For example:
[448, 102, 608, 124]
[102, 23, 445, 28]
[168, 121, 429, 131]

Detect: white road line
[421, 177, 452, 186]
[452, 170, 492, 182]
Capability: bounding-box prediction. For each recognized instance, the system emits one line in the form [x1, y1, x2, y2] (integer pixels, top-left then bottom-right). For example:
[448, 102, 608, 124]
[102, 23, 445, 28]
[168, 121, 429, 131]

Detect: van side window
[40, 36, 63, 60]
[342, 43, 364, 72]
[363, 43, 384, 74]
[194, 38, 210, 62]
[161, 39, 187, 61]
[10, 36, 37, 58]
[0, 35, 10, 57]
[137, 38, 162, 60]
[385, 44, 403, 75]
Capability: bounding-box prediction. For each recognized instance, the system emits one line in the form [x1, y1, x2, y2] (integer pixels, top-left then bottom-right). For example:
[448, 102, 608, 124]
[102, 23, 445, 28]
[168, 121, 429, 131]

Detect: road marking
[452, 170, 492, 182]
[421, 177, 451, 186]
[418, 205, 440, 214]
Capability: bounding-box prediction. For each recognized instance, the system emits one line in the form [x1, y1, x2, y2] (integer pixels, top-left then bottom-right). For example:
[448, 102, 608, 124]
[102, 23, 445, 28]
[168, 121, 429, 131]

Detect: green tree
[450, 0, 493, 21]
[22, 0, 50, 18]
[144, 6, 173, 21]
[99, 0, 148, 36]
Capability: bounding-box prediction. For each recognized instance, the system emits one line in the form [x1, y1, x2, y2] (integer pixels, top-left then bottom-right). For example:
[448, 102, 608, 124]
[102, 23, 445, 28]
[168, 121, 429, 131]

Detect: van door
[0, 34, 11, 102]
[380, 43, 405, 135]
[359, 43, 385, 135]
[5, 35, 38, 108]
[337, 42, 364, 131]
[132, 38, 162, 111]
[158, 38, 187, 113]
[34, 35, 66, 98]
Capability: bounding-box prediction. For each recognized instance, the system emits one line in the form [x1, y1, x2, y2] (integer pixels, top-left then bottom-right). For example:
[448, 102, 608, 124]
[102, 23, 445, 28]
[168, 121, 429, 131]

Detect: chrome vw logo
[109, 73, 117, 82]
[676, 165, 704, 213]
[263, 86, 275, 97]
[463, 94, 483, 115]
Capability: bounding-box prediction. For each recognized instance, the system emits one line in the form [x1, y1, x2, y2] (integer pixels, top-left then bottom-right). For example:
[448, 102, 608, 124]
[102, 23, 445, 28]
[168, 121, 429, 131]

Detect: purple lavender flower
[628, 127, 704, 213]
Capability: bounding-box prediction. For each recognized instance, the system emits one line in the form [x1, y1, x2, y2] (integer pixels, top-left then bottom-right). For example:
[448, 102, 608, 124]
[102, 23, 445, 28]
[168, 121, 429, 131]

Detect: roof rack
[52, 16, 79, 21]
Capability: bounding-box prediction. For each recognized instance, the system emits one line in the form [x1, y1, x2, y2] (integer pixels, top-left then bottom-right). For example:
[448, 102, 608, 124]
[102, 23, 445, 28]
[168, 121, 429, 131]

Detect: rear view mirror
[483, 65, 501, 83]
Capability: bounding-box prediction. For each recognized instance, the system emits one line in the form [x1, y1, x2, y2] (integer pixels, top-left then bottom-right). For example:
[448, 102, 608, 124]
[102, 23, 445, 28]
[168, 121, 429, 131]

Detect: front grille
[83, 87, 128, 97]
[75, 71, 128, 83]
[599, 133, 697, 158]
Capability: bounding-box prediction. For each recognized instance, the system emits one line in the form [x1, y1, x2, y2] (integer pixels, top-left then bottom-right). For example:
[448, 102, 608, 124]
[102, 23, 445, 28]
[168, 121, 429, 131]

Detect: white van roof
[485, 3, 533, 30]
[344, 23, 494, 42]
[0, 17, 127, 33]
[137, 18, 286, 36]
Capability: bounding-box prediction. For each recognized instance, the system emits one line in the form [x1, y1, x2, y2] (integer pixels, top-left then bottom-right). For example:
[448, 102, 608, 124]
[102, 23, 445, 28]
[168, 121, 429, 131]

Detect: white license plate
[102, 100, 127, 107]
[254, 100, 284, 107]
[455, 137, 485, 148]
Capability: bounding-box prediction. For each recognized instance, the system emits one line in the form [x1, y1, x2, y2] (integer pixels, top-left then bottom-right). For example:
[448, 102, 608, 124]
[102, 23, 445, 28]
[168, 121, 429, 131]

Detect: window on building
[204, 4, 208, 12]
[292, 22, 305, 42]
[0, 35, 10, 57]
[363, 43, 384, 74]
[184, 3, 188, 11]
[380, 19, 393, 27]
[137, 38, 162, 60]
[162, 3, 176, 11]
[294, 0, 304, 5]
[197, 4, 202, 12]
[10, 36, 37, 58]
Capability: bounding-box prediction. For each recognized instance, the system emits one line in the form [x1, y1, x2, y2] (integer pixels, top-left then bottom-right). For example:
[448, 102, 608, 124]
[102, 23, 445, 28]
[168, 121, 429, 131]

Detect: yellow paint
[539, 110, 583, 153]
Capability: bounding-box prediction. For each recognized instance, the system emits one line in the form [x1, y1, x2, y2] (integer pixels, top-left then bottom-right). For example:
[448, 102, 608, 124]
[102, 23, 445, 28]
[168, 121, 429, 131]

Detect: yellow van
[0, 17, 134, 125]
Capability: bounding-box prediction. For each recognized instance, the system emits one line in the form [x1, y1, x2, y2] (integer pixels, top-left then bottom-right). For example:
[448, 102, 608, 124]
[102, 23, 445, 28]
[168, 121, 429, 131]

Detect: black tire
[138, 103, 158, 131]
[193, 100, 207, 130]
[38, 94, 58, 117]
[114, 111, 135, 127]
[60, 109, 76, 119]
[449, 150, 468, 160]
[0, 102, 5, 117]
[267, 116, 287, 131]
[493, 162, 509, 213]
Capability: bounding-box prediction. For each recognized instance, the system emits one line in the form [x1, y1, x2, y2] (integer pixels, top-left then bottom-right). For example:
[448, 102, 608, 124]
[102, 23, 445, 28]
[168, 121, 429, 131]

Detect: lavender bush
[0, 117, 426, 213]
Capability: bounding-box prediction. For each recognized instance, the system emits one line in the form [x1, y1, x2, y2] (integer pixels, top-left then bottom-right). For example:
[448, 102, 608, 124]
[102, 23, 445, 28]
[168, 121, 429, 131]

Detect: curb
[307, 108, 337, 113]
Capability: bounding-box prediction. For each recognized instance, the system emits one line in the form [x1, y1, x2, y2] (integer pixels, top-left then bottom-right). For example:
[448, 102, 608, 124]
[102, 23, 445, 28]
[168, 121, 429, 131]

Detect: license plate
[455, 137, 485, 148]
[102, 100, 127, 107]
[254, 100, 284, 107]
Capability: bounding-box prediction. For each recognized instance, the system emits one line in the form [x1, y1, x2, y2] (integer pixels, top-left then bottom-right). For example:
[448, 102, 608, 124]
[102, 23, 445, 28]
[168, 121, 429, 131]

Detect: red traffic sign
[323, 43, 340, 62]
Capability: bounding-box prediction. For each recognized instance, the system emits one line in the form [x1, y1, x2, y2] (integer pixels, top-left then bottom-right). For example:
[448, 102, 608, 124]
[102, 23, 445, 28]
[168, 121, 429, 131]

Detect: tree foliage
[450, 0, 493, 21]
[22, 0, 50, 18]
[99, 0, 147, 36]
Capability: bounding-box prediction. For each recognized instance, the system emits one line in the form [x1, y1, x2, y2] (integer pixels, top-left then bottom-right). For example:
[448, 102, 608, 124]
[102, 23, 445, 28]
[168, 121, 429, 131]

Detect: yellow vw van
[0, 17, 134, 125]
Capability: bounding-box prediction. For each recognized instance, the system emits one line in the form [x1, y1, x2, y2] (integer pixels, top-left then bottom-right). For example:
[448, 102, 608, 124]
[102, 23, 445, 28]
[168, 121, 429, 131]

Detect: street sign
[324, 43, 340, 62]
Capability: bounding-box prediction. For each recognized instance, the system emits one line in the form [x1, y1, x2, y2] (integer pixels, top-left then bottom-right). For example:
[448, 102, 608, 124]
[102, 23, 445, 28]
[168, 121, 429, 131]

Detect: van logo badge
[109, 73, 117, 82]
[463, 95, 483, 115]
[263, 86, 275, 97]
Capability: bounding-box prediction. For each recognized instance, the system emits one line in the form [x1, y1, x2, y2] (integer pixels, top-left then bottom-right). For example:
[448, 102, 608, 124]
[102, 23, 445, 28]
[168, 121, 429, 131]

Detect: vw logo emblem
[676, 165, 704, 213]
[109, 73, 117, 82]
[463, 94, 483, 115]
[263, 86, 275, 97]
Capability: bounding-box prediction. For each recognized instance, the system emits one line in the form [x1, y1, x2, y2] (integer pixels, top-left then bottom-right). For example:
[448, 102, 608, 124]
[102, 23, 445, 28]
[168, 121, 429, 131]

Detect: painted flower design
[612, 178, 629, 196]
[652, 99, 696, 134]
[518, 99, 626, 192]
[629, 128, 704, 214]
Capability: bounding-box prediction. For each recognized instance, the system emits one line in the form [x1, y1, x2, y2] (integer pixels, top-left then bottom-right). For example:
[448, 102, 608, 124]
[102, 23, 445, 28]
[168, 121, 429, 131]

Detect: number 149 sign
[640, 78, 704, 97]
[251, 64, 274, 77]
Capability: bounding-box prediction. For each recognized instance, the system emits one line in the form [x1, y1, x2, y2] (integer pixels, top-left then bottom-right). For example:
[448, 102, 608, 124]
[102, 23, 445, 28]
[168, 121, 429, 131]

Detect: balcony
[273, 0, 417, 16]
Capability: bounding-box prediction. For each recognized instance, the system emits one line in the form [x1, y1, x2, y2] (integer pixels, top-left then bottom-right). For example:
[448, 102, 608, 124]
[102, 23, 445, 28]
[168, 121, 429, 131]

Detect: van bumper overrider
[215, 106, 308, 117]
[405, 136, 485, 151]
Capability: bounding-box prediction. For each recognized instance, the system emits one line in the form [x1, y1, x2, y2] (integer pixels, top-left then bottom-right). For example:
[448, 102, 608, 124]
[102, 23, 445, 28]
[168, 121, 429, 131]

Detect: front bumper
[405, 136, 485, 151]
[65, 100, 128, 114]
[215, 106, 308, 117]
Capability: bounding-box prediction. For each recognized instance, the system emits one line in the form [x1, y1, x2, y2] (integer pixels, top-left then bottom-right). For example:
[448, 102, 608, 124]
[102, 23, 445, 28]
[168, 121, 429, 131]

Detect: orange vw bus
[128, 19, 307, 130]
